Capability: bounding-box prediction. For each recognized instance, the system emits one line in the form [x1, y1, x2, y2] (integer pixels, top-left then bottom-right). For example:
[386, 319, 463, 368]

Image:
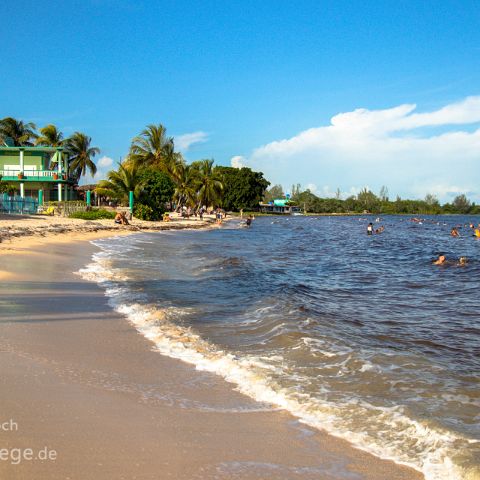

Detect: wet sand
[0, 235, 424, 479]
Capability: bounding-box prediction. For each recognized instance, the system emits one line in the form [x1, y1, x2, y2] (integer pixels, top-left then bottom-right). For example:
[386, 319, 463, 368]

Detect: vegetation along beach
[1, 2, 480, 480]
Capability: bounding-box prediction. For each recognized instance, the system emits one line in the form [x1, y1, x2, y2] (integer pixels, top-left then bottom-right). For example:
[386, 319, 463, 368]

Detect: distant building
[259, 198, 302, 214]
[0, 145, 77, 201]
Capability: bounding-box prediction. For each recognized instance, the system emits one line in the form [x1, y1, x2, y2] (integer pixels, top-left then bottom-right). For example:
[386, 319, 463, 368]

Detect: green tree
[263, 184, 285, 203]
[138, 168, 175, 216]
[357, 188, 380, 213]
[0, 117, 37, 146]
[215, 166, 269, 211]
[452, 194, 471, 214]
[96, 162, 144, 204]
[172, 163, 197, 209]
[65, 132, 100, 181]
[193, 159, 223, 208]
[35, 124, 64, 147]
[129, 124, 178, 172]
[379, 185, 389, 202]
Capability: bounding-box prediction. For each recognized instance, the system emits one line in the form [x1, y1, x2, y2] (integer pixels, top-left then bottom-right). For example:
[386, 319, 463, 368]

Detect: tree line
[0, 118, 271, 217]
[265, 184, 480, 215]
[96, 124, 270, 220]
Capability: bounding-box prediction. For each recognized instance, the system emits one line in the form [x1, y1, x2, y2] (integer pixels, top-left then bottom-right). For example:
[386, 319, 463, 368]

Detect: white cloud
[236, 96, 480, 202]
[230, 155, 245, 168]
[175, 131, 208, 152]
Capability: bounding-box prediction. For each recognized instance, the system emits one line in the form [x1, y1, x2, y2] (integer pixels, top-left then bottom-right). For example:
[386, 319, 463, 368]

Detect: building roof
[0, 146, 63, 152]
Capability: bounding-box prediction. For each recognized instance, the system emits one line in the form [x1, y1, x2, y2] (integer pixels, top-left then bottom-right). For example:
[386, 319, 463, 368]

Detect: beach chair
[39, 206, 55, 216]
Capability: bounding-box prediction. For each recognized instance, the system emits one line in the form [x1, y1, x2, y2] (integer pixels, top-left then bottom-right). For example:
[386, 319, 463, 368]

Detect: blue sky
[1, 0, 480, 201]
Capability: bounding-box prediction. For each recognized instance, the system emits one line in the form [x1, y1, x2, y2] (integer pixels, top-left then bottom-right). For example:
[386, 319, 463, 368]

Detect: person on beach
[451, 227, 460, 237]
[433, 255, 446, 265]
[367, 223, 373, 235]
[114, 212, 129, 225]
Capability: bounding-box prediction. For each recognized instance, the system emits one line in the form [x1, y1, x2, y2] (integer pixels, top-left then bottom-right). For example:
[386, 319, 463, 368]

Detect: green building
[0, 145, 76, 202]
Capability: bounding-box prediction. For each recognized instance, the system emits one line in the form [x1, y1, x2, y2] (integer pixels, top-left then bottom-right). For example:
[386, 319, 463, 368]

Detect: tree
[263, 184, 285, 203]
[172, 163, 197, 209]
[138, 168, 175, 216]
[65, 132, 100, 181]
[0, 117, 37, 146]
[129, 124, 176, 172]
[35, 124, 64, 147]
[379, 185, 389, 202]
[96, 162, 144, 204]
[215, 166, 269, 211]
[335, 187, 341, 200]
[357, 188, 380, 213]
[452, 194, 471, 214]
[193, 159, 223, 208]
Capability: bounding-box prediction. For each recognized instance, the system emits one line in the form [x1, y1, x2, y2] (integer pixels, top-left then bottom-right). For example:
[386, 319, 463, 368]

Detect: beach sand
[0, 231, 424, 479]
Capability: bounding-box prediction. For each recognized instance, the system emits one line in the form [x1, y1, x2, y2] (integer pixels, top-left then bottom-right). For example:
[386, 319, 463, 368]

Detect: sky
[1, 0, 480, 201]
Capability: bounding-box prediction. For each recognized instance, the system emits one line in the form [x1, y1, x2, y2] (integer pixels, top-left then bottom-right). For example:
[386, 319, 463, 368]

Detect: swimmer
[375, 226, 385, 234]
[458, 256, 468, 266]
[451, 227, 460, 237]
[245, 215, 253, 227]
[433, 255, 446, 265]
[367, 222, 373, 235]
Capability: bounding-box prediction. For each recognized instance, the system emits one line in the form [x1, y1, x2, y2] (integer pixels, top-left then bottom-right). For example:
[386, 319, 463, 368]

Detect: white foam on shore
[78, 244, 478, 480]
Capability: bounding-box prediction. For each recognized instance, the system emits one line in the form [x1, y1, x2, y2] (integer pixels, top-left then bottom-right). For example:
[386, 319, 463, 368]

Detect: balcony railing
[0, 169, 71, 180]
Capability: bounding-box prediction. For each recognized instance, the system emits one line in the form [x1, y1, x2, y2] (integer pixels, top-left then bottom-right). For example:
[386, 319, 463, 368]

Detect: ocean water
[79, 215, 480, 480]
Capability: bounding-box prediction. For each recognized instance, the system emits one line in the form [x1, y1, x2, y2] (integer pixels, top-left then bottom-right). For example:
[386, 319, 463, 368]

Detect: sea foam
[78, 240, 478, 480]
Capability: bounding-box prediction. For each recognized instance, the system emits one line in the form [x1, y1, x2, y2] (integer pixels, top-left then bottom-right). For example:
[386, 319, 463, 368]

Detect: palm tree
[172, 163, 198, 209]
[194, 159, 223, 208]
[96, 163, 144, 204]
[129, 124, 175, 171]
[35, 124, 64, 147]
[65, 132, 100, 181]
[0, 117, 37, 146]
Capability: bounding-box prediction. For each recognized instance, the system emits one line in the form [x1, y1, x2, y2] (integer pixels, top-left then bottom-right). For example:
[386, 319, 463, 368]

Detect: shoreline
[0, 229, 424, 479]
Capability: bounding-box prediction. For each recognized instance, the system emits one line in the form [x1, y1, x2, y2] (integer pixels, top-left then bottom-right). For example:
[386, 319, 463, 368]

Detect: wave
[78, 240, 479, 480]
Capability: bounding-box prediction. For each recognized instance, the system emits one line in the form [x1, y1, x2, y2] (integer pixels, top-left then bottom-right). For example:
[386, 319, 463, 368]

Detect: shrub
[69, 209, 116, 220]
[133, 203, 159, 221]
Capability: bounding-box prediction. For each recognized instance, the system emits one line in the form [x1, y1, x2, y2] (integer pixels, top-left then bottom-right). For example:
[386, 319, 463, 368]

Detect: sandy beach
[0, 221, 424, 479]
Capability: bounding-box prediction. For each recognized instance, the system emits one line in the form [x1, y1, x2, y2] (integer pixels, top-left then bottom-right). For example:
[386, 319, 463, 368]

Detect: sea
[79, 215, 480, 480]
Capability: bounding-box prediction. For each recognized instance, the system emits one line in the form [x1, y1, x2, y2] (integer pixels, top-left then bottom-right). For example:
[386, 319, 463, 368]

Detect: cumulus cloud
[175, 131, 208, 152]
[236, 96, 480, 202]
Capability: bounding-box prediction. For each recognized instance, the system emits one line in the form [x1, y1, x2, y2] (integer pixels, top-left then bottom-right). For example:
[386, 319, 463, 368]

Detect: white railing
[0, 169, 61, 178]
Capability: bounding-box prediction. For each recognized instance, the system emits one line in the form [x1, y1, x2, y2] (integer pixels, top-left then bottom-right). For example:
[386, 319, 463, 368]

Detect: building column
[19, 148, 24, 174]
[58, 183, 62, 202]
[20, 182, 25, 198]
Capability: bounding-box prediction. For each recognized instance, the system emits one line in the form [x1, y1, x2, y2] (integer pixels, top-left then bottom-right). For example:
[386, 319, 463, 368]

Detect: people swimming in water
[245, 215, 253, 227]
[367, 223, 373, 235]
[458, 256, 468, 266]
[375, 226, 385, 234]
[451, 227, 460, 237]
[433, 255, 447, 265]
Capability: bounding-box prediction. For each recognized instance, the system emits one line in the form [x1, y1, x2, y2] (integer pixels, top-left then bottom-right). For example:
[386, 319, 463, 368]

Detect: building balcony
[0, 169, 74, 182]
